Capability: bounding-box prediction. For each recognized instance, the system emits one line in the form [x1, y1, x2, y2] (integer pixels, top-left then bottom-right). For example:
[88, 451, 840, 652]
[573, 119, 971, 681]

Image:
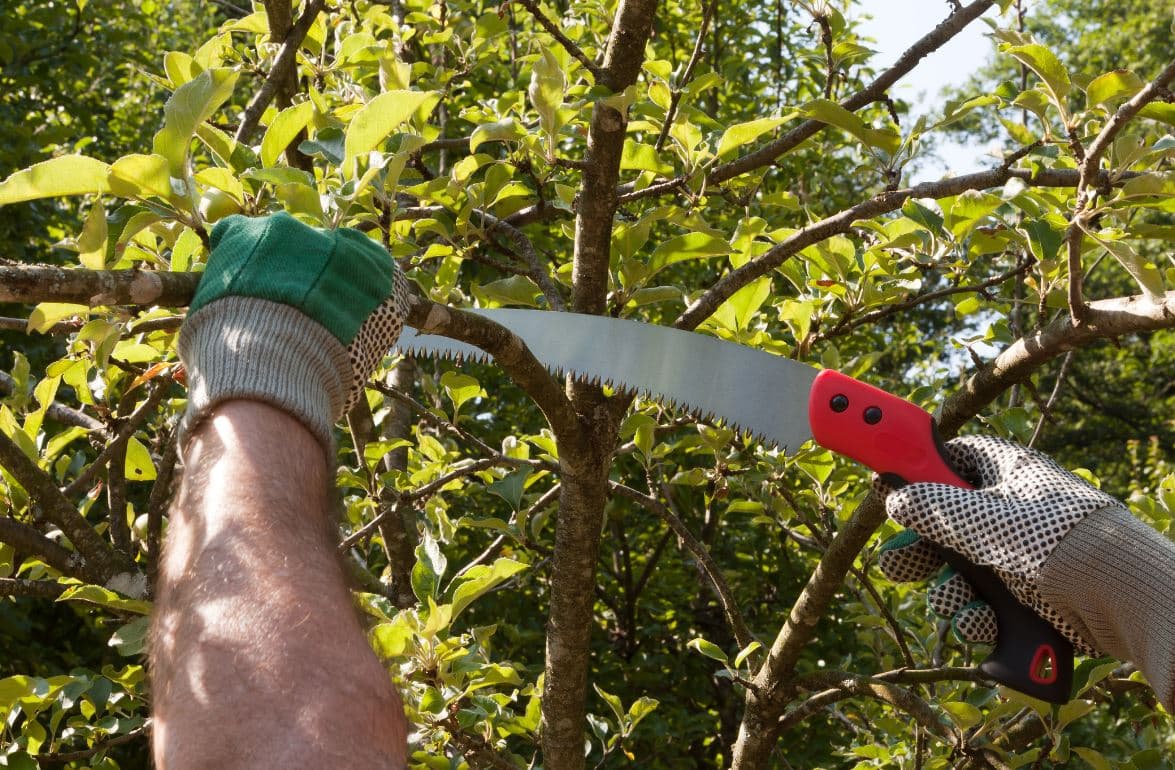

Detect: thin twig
[36, 720, 151, 764]
[653, 0, 717, 152]
[1027, 351, 1073, 447]
[0, 577, 66, 599]
[610, 480, 755, 651]
[63, 382, 170, 498]
[514, 0, 603, 81]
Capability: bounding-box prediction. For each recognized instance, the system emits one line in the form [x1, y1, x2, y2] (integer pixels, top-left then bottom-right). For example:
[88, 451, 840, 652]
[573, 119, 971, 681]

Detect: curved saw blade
[395, 309, 818, 454]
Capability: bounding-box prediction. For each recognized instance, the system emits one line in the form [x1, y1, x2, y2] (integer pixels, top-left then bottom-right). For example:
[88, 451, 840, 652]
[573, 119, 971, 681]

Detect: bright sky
[850, 0, 1007, 181]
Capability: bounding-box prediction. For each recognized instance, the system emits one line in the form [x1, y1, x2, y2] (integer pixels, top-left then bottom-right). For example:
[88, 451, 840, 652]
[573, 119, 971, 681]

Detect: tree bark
[540, 1, 660, 767]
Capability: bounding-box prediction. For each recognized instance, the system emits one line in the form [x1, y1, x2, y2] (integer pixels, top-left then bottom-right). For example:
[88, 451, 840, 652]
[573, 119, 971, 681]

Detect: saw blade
[394, 309, 818, 454]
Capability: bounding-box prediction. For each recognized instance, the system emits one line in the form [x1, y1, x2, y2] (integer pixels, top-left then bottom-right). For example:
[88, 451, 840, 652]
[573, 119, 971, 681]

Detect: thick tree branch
[0, 430, 130, 585]
[0, 267, 586, 459]
[938, 291, 1175, 434]
[0, 576, 66, 599]
[674, 166, 1135, 331]
[544, 1, 660, 767]
[0, 515, 81, 577]
[234, 0, 327, 144]
[622, 0, 995, 202]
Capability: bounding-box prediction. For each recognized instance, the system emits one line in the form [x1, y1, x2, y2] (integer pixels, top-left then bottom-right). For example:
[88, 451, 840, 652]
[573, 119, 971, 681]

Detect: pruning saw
[395, 309, 1074, 703]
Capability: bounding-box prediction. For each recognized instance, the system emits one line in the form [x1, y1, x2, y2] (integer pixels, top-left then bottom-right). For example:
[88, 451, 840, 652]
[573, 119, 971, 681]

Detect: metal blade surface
[395, 310, 818, 454]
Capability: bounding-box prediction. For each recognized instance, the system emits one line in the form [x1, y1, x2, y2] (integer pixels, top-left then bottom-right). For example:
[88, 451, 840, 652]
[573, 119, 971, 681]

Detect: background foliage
[0, 0, 1173, 768]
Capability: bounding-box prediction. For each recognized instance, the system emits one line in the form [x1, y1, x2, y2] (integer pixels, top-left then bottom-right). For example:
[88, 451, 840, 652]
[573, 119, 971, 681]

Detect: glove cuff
[178, 296, 352, 454]
[1039, 505, 1175, 709]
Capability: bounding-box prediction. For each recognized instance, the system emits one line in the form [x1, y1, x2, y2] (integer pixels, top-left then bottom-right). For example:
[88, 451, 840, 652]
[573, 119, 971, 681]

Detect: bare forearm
[150, 401, 406, 769]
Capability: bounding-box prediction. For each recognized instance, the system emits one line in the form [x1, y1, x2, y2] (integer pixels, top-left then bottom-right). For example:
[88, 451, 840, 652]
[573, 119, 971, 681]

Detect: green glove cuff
[192, 211, 394, 345]
[178, 296, 352, 453]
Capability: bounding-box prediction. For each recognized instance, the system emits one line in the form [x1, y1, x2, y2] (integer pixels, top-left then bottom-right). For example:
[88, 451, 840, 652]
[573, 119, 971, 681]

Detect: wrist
[179, 296, 352, 455]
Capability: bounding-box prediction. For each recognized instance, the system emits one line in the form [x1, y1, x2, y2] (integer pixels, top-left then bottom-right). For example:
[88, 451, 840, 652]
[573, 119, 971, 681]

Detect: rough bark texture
[541, 1, 660, 767]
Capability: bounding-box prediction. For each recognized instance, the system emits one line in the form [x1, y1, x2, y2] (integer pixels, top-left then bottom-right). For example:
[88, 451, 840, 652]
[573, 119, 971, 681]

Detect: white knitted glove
[878, 435, 1175, 708]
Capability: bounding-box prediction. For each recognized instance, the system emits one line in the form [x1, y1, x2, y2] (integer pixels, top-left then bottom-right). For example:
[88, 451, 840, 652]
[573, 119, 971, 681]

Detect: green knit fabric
[189, 212, 394, 344]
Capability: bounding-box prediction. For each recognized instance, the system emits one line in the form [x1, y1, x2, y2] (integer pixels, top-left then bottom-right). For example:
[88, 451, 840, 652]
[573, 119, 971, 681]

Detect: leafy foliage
[1, 0, 1173, 768]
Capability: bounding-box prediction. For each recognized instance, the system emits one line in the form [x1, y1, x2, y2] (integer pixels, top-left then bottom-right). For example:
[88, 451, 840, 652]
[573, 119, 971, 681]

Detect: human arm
[149, 212, 413, 768]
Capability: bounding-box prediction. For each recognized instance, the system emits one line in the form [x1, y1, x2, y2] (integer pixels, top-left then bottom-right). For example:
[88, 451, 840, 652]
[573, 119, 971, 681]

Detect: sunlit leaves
[528, 46, 566, 155]
[152, 67, 239, 177]
[801, 98, 900, 154]
[0, 156, 111, 205]
[342, 89, 440, 176]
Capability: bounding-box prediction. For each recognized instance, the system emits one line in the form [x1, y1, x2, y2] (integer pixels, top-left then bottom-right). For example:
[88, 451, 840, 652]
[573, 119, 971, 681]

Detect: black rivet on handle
[830, 394, 849, 413]
[863, 406, 883, 425]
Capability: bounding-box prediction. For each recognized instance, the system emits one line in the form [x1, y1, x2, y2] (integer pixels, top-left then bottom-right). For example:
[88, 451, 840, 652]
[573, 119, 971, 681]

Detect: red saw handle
[808, 370, 1073, 704]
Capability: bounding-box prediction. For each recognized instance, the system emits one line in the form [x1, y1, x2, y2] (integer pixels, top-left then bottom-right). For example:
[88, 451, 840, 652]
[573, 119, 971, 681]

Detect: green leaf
[124, 437, 157, 481]
[801, 99, 900, 154]
[715, 116, 788, 158]
[410, 533, 447, 602]
[733, 641, 761, 668]
[470, 118, 526, 153]
[529, 47, 566, 148]
[343, 90, 441, 176]
[1071, 747, 1112, 770]
[687, 637, 728, 663]
[27, 303, 88, 334]
[649, 232, 731, 274]
[1094, 235, 1164, 297]
[1085, 69, 1143, 109]
[488, 467, 530, 511]
[449, 558, 527, 619]
[472, 275, 544, 308]
[107, 153, 173, 199]
[1001, 43, 1071, 103]
[371, 617, 414, 658]
[261, 101, 315, 168]
[57, 585, 152, 615]
[0, 155, 111, 205]
[109, 616, 150, 657]
[440, 371, 486, 416]
[1138, 102, 1175, 127]
[153, 68, 240, 176]
[594, 683, 625, 723]
[620, 140, 674, 174]
[941, 700, 982, 730]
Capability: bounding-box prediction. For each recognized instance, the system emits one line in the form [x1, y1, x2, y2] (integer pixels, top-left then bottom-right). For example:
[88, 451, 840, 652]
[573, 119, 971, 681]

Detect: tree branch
[0, 576, 66, 599]
[653, 0, 717, 152]
[610, 481, 755, 651]
[0, 515, 81, 577]
[674, 166, 1134, 331]
[514, 0, 603, 81]
[938, 290, 1175, 434]
[623, 0, 996, 202]
[0, 430, 130, 584]
[1066, 59, 1175, 322]
[234, 0, 327, 144]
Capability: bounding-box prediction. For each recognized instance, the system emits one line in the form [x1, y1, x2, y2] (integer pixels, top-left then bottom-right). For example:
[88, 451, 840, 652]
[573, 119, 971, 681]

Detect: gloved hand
[179, 211, 412, 452]
[877, 435, 1175, 707]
